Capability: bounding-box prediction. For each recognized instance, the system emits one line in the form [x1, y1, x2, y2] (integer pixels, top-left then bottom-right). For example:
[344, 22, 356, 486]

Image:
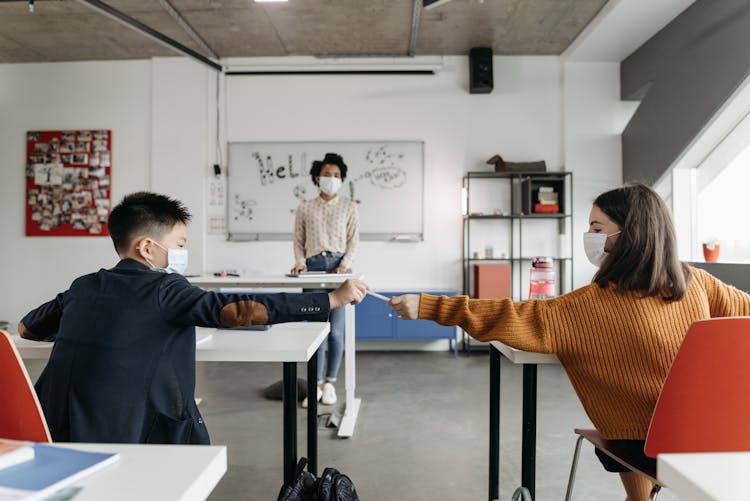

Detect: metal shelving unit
[462, 171, 574, 350]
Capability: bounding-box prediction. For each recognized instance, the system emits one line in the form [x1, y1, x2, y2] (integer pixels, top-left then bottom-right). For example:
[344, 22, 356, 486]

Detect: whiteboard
[226, 141, 424, 241]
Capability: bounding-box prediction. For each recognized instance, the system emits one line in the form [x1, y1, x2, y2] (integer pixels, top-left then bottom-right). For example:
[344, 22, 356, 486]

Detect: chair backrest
[645, 317, 750, 457]
[0, 330, 51, 442]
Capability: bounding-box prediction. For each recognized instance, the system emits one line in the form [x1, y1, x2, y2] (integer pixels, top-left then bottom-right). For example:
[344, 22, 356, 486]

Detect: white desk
[490, 341, 559, 365]
[12, 323, 328, 364]
[488, 341, 559, 501]
[51, 442, 226, 501]
[188, 274, 363, 438]
[195, 325, 327, 362]
[13, 322, 329, 485]
[658, 452, 750, 501]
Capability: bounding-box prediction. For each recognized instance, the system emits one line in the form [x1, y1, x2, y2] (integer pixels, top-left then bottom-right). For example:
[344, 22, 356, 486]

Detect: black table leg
[307, 353, 318, 475]
[489, 346, 501, 501]
[283, 362, 297, 486]
[521, 364, 538, 500]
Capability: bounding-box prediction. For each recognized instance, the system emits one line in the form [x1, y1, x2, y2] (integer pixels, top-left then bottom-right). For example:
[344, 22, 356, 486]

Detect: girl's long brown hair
[593, 183, 691, 301]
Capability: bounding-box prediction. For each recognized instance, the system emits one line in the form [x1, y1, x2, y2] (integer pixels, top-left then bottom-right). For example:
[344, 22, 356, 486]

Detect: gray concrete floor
[197, 351, 679, 501]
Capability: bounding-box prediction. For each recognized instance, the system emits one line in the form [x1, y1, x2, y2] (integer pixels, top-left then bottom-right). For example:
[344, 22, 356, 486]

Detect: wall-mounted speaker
[469, 47, 493, 94]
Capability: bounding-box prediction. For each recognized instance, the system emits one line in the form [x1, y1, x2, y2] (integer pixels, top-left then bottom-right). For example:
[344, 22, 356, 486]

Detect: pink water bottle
[529, 257, 555, 299]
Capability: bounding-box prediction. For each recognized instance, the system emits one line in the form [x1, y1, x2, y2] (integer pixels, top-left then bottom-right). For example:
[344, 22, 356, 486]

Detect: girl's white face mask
[583, 231, 621, 267]
[318, 176, 342, 196]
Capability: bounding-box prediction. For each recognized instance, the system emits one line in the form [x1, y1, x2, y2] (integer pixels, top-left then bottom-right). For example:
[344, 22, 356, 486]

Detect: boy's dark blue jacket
[19, 259, 330, 445]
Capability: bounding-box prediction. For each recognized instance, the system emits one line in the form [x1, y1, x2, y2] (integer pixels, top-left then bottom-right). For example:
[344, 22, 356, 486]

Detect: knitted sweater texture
[418, 267, 750, 439]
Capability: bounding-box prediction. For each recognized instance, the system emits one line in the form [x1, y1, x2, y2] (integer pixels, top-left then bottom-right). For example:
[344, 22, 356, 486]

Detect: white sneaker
[301, 386, 323, 408]
[321, 382, 337, 405]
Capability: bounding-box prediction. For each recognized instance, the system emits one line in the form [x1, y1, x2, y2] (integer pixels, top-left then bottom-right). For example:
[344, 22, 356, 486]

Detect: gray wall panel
[689, 262, 750, 293]
[621, 0, 750, 185]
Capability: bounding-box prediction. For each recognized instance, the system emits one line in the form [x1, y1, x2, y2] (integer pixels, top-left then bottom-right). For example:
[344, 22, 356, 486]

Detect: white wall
[562, 62, 634, 284]
[564, 0, 695, 62]
[211, 56, 563, 291]
[0, 60, 152, 326]
[0, 55, 626, 329]
[150, 57, 213, 274]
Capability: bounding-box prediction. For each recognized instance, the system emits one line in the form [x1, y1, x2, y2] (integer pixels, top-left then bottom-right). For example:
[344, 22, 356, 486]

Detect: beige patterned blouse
[293, 196, 360, 268]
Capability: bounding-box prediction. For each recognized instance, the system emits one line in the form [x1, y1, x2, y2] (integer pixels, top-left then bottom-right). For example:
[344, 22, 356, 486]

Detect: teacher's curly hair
[310, 153, 348, 185]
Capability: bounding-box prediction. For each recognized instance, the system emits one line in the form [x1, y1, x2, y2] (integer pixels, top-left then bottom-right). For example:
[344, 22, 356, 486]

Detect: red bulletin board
[25, 130, 111, 236]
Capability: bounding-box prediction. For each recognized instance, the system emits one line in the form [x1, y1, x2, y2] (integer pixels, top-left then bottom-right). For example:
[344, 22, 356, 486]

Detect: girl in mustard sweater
[390, 183, 750, 501]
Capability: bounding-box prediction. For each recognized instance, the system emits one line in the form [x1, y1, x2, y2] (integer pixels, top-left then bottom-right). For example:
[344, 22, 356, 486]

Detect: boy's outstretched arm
[159, 277, 369, 328]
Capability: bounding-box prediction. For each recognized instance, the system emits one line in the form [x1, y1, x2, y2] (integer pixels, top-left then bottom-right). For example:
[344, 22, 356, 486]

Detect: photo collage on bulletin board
[25, 130, 111, 236]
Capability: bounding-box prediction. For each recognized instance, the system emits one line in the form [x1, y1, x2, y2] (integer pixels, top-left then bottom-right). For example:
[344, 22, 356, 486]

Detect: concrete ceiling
[0, 0, 608, 63]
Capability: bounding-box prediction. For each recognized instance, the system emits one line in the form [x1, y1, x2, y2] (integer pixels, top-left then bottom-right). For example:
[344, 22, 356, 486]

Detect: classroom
[1, 0, 750, 500]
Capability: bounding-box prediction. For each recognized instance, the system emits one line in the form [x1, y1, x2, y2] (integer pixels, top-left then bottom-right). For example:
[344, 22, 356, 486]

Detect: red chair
[565, 317, 750, 500]
[0, 330, 51, 442]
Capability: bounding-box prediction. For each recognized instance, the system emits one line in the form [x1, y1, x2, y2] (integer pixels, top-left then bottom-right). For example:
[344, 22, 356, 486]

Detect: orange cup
[702, 243, 720, 262]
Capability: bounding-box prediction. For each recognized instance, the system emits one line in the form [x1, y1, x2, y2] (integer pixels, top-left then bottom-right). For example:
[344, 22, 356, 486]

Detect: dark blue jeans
[306, 252, 346, 383]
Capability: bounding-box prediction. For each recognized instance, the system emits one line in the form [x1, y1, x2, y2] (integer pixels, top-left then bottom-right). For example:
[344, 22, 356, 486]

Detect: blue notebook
[0, 443, 119, 500]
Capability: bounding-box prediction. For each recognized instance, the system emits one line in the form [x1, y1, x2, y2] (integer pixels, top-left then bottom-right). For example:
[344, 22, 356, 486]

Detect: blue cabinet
[355, 291, 458, 356]
[354, 292, 395, 339]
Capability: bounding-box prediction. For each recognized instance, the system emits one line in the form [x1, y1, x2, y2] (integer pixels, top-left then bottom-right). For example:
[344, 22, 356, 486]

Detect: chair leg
[648, 484, 661, 500]
[564, 435, 585, 501]
[512, 486, 532, 501]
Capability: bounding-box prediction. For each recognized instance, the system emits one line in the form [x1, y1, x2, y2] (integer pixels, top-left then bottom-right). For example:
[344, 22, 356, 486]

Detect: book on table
[0, 440, 34, 470]
[0, 443, 119, 500]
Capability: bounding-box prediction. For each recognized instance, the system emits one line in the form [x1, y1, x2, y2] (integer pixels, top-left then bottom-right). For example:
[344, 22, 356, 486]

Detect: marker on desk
[367, 291, 391, 302]
[214, 271, 240, 277]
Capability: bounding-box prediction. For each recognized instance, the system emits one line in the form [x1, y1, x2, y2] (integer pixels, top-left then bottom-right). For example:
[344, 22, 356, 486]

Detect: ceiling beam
[157, 0, 218, 60]
[423, 0, 454, 10]
[76, 0, 222, 72]
[408, 0, 421, 57]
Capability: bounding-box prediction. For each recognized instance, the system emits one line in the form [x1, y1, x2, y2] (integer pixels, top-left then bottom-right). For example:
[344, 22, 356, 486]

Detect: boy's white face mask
[583, 231, 621, 267]
[318, 176, 342, 196]
[146, 240, 189, 275]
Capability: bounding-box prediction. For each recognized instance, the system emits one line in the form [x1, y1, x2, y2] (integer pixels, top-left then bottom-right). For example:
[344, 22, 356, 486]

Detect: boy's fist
[328, 279, 369, 309]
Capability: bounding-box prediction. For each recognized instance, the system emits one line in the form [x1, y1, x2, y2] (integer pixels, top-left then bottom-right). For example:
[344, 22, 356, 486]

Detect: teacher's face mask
[583, 231, 620, 267]
[319, 176, 342, 196]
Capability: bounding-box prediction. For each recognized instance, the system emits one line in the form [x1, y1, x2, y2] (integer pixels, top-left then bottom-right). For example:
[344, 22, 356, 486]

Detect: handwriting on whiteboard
[250, 145, 407, 204]
[232, 194, 256, 222]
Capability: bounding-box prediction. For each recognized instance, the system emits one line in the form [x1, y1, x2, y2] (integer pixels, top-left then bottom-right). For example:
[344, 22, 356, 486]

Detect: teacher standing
[291, 152, 359, 407]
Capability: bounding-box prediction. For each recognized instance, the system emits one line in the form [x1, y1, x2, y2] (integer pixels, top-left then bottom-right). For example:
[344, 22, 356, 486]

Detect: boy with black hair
[19, 192, 367, 445]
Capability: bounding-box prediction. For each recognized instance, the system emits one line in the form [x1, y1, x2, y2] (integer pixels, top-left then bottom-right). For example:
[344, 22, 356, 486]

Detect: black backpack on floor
[278, 458, 359, 501]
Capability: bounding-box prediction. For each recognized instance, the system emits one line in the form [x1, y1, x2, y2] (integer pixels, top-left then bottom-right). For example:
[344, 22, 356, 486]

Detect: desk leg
[307, 353, 318, 475]
[338, 303, 361, 438]
[283, 362, 297, 485]
[489, 345, 501, 501]
[521, 364, 537, 499]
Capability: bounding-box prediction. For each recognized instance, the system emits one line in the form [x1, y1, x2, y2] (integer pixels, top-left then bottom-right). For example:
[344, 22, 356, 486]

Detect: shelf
[464, 213, 570, 220]
[465, 171, 572, 179]
[462, 169, 574, 332]
[468, 257, 572, 262]
[467, 258, 513, 262]
[464, 215, 514, 220]
[514, 257, 571, 261]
